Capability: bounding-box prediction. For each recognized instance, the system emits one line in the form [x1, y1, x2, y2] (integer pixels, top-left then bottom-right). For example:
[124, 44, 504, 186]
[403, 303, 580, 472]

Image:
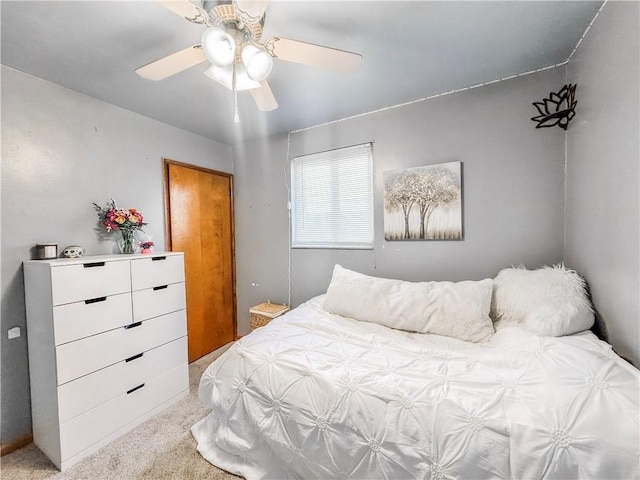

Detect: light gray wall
[234, 67, 567, 332]
[565, 2, 640, 366]
[1, 66, 233, 443]
[233, 135, 291, 335]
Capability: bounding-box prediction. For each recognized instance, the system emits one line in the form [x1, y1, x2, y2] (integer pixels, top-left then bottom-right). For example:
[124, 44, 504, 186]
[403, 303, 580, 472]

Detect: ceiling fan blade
[250, 81, 278, 111]
[265, 37, 362, 74]
[136, 45, 206, 81]
[233, 0, 270, 23]
[156, 0, 207, 23]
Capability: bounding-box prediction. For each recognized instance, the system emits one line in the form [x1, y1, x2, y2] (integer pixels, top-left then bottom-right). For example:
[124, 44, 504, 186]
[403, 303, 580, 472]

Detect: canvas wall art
[384, 161, 463, 241]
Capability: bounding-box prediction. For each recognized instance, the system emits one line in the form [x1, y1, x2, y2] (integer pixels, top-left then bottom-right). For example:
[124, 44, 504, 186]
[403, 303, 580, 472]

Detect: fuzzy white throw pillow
[491, 265, 594, 336]
[323, 265, 495, 343]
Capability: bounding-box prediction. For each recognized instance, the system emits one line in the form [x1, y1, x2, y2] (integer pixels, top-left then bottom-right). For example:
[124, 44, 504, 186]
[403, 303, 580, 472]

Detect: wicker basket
[249, 302, 289, 330]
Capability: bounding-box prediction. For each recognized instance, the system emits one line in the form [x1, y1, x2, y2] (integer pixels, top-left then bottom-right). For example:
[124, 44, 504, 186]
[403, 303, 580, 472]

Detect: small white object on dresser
[23, 252, 189, 470]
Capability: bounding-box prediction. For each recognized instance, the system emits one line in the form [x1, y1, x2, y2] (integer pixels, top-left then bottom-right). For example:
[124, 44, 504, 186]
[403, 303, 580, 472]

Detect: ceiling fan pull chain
[233, 62, 240, 123]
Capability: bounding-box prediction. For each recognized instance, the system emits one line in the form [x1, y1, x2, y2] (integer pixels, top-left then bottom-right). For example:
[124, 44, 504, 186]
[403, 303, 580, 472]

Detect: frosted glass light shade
[201, 27, 236, 67]
[204, 64, 261, 91]
[241, 44, 273, 81]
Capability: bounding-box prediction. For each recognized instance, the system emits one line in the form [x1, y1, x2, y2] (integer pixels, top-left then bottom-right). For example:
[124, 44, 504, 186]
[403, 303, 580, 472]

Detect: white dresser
[23, 252, 189, 470]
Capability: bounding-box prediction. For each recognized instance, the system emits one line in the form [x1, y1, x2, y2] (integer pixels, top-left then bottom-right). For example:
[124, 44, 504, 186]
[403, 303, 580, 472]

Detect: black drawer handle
[151, 256, 167, 261]
[126, 383, 145, 395]
[84, 296, 107, 305]
[153, 285, 168, 291]
[124, 321, 142, 330]
[84, 262, 105, 268]
[125, 352, 144, 363]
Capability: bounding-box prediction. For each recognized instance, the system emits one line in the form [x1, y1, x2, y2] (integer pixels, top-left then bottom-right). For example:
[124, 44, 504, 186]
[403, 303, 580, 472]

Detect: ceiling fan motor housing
[211, 4, 263, 42]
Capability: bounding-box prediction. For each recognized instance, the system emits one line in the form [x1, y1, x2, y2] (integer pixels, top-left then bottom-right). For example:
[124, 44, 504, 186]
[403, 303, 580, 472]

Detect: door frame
[163, 158, 238, 342]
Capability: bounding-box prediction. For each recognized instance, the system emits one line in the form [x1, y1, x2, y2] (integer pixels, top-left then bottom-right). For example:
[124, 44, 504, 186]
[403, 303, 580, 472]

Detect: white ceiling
[1, 1, 603, 146]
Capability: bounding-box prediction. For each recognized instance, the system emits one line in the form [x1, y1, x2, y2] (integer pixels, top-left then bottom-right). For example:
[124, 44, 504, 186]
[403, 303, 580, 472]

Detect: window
[291, 143, 374, 249]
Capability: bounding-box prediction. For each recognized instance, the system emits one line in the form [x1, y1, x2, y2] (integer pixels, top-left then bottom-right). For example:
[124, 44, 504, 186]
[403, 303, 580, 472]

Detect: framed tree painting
[384, 161, 463, 241]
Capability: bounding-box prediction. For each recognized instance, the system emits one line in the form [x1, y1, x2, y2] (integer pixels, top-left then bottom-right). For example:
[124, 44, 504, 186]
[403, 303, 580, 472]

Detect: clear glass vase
[119, 229, 136, 254]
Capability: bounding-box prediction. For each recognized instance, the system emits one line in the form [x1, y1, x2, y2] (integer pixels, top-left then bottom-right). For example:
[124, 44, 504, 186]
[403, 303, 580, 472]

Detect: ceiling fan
[136, 0, 363, 121]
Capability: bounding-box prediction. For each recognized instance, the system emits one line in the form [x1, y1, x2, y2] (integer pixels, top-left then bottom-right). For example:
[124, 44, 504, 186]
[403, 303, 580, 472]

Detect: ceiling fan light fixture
[241, 44, 273, 81]
[201, 27, 236, 67]
[204, 64, 261, 91]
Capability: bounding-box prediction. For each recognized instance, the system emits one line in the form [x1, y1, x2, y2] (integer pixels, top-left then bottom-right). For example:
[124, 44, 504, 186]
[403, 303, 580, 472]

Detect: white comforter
[192, 296, 640, 479]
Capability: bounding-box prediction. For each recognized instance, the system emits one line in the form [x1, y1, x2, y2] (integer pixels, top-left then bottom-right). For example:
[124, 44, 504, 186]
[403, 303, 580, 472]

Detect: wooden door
[164, 159, 236, 362]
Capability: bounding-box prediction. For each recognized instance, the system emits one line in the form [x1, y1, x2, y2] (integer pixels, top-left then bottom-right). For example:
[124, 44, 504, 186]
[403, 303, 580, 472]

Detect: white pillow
[323, 265, 495, 343]
[491, 264, 594, 336]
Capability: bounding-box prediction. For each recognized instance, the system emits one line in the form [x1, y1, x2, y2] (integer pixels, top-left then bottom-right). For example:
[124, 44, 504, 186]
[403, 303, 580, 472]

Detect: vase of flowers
[93, 199, 147, 254]
[140, 241, 154, 254]
[120, 229, 136, 254]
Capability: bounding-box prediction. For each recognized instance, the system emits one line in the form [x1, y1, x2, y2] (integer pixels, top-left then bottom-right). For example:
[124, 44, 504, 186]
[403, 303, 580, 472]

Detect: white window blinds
[291, 143, 374, 249]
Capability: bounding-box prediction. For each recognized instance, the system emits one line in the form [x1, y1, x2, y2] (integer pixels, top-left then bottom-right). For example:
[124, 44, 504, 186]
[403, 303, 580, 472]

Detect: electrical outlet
[8, 327, 21, 339]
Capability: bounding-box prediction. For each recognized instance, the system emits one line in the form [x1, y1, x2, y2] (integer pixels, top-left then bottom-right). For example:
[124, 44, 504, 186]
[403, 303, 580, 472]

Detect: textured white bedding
[192, 295, 640, 479]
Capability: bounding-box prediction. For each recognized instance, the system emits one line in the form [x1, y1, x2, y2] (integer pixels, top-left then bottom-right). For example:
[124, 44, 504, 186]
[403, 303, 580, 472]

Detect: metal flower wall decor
[531, 84, 577, 130]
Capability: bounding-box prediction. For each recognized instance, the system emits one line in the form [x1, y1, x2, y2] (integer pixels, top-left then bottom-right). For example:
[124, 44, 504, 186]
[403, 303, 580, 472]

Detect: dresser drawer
[131, 255, 184, 291]
[132, 282, 185, 322]
[53, 292, 132, 346]
[58, 336, 187, 423]
[51, 260, 131, 306]
[56, 310, 187, 385]
[59, 363, 188, 463]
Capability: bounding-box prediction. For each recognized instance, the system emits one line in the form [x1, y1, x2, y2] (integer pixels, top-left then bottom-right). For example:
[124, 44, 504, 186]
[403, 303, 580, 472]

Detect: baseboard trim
[1, 434, 33, 457]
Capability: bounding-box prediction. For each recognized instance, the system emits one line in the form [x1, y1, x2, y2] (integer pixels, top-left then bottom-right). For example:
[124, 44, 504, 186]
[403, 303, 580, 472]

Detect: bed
[192, 265, 640, 479]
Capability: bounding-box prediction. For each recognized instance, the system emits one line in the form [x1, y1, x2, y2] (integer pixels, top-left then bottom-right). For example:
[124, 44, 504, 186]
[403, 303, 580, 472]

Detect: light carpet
[1, 344, 239, 480]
